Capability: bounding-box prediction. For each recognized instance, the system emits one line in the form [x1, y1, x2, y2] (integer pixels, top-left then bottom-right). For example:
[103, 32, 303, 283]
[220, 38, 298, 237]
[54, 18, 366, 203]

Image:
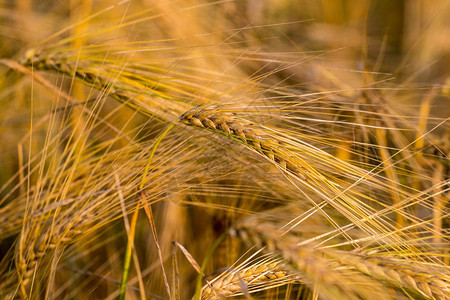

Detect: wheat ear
[229, 219, 374, 300]
[201, 259, 294, 299]
[334, 253, 450, 300]
[17, 212, 90, 298]
[231, 218, 450, 300]
[20, 51, 189, 121]
[180, 107, 307, 180]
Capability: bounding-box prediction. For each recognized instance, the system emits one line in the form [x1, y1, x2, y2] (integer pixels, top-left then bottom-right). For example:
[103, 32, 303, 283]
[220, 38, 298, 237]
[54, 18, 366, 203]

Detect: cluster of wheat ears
[0, 0, 449, 299]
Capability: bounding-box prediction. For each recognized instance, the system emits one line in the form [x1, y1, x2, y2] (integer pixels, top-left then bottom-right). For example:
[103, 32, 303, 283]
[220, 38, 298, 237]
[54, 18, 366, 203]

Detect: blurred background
[2, 0, 450, 79]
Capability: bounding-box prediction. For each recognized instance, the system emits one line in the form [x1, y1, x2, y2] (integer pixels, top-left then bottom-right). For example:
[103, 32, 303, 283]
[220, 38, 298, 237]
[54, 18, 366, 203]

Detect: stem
[193, 233, 226, 300]
[140, 123, 175, 190]
[119, 122, 174, 300]
[119, 203, 140, 300]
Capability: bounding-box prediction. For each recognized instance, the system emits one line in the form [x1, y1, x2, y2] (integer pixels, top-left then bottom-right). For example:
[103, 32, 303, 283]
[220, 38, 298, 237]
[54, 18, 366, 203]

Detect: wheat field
[0, 0, 449, 299]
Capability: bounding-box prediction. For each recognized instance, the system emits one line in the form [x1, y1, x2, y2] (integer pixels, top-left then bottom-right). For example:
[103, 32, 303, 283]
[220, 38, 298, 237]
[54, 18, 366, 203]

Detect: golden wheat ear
[230, 217, 450, 300]
[201, 251, 298, 300]
[179, 106, 308, 180]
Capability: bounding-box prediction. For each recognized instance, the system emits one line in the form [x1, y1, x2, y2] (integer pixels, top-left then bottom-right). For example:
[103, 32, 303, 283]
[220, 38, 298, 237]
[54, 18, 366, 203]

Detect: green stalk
[119, 203, 140, 300]
[140, 123, 175, 190]
[119, 122, 175, 300]
[193, 233, 226, 300]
